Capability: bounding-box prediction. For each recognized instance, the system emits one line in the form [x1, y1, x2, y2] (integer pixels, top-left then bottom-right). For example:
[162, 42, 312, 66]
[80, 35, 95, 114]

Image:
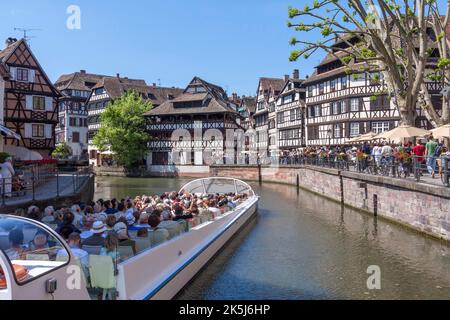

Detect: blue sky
[0, 0, 323, 96]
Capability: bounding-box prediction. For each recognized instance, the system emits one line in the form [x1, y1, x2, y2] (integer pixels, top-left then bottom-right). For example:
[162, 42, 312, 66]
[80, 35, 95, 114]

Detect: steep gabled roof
[145, 76, 237, 116]
[0, 38, 60, 96]
[55, 71, 107, 91]
[258, 77, 285, 93]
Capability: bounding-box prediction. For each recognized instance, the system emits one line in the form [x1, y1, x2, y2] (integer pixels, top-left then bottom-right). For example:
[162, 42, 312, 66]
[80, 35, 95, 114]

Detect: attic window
[148, 93, 157, 100]
[174, 100, 203, 108]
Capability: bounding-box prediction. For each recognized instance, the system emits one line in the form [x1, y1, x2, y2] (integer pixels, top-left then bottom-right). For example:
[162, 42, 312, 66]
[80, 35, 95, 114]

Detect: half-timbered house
[55, 70, 105, 158]
[145, 77, 242, 175]
[275, 70, 306, 150]
[86, 75, 183, 166]
[253, 77, 284, 158]
[303, 39, 443, 146]
[0, 38, 60, 159]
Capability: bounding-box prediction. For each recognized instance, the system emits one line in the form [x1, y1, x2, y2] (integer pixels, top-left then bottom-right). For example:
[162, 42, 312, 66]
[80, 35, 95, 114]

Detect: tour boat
[0, 177, 259, 300]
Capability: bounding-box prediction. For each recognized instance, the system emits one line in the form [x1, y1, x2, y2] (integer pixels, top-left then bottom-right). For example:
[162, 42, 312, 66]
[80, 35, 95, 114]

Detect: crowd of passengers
[3, 191, 249, 268]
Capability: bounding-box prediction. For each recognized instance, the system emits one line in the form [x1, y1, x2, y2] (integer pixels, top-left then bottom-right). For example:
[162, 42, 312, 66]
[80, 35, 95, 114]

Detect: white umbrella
[375, 125, 430, 142]
[430, 124, 450, 138]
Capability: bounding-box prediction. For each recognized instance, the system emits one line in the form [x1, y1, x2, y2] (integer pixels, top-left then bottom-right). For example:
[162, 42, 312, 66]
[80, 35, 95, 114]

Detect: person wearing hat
[113, 222, 136, 255]
[82, 221, 107, 246]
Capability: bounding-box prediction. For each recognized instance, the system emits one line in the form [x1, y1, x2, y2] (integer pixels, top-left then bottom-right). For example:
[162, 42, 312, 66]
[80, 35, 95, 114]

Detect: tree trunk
[395, 95, 416, 126]
[441, 70, 450, 124]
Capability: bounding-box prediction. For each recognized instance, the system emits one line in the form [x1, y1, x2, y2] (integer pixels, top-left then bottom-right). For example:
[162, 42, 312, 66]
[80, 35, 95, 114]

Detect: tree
[52, 142, 72, 159]
[288, 0, 450, 127]
[93, 91, 153, 169]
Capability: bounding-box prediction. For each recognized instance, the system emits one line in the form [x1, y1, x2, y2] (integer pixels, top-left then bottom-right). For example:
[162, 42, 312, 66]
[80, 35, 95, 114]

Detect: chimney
[284, 74, 289, 82]
[232, 93, 238, 101]
[293, 69, 300, 79]
[116, 73, 120, 79]
[80, 70, 86, 75]
[152, 83, 156, 87]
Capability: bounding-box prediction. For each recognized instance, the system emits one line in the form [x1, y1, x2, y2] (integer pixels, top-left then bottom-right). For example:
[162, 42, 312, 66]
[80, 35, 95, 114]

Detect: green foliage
[437, 58, 450, 69]
[0, 152, 11, 164]
[321, 25, 333, 37]
[92, 91, 153, 169]
[289, 50, 301, 61]
[52, 142, 72, 159]
[341, 55, 353, 64]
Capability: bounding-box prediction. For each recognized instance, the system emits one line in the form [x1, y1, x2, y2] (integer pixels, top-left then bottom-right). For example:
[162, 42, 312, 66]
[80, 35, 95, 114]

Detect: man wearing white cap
[82, 221, 107, 246]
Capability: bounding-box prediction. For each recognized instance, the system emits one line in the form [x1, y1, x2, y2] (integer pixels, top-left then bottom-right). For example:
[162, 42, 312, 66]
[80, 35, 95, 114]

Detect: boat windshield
[179, 178, 255, 197]
[0, 216, 69, 289]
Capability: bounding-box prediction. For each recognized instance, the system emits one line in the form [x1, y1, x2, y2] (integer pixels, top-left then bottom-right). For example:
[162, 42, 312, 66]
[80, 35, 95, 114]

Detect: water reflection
[95, 177, 450, 300]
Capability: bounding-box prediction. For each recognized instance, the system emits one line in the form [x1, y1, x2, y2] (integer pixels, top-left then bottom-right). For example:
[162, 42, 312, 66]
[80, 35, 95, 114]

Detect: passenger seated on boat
[207, 200, 222, 218]
[82, 206, 95, 229]
[56, 212, 81, 236]
[57, 232, 89, 269]
[5, 229, 29, 260]
[94, 203, 107, 222]
[100, 232, 121, 264]
[173, 205, 193, 222]
[26, 205, 41, 221]
[159, 210, 182, 239]
[82, 221, 107, 246]
[28, 230, 49, 251]
[148, 214, 169, 247]
[115, 203, 126, 221]
[105, 215, 117, 232]
[41, 206, 55, 224]
[113, 222, 137, 255]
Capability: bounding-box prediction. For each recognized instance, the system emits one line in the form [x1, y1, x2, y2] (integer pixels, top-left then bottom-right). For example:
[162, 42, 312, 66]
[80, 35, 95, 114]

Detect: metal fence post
[72, 174, 76, 193]
[444, 157, 449, 187]
[2, 178, 5, 207]
[56, 170, 60, 198]
[32, 169, 36, 201]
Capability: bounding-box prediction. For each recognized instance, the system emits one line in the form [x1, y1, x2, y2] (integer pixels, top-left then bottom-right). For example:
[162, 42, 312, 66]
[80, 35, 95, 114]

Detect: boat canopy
[179, 177, 255, 197]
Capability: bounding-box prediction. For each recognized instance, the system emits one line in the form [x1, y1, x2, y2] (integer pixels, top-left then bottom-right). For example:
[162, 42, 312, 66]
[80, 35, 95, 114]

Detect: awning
[0, 125, 20, 140]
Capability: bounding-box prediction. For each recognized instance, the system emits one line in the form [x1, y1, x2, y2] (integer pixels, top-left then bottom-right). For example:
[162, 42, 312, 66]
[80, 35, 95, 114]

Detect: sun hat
[91, 221, 106, 234]
[113, 222, 128, 239]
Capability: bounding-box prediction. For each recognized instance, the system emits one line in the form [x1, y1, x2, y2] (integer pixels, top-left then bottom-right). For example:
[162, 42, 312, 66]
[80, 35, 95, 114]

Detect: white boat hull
[116, 196, 259, 300]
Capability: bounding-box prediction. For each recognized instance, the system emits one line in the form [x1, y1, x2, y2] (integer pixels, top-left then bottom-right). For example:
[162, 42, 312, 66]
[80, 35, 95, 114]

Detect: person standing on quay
[0, 157, 15, 197]
[425, 137, 438, 179]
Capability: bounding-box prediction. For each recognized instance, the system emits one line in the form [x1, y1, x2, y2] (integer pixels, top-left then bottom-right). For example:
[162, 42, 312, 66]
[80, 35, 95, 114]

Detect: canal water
[95, 176, 450, 300]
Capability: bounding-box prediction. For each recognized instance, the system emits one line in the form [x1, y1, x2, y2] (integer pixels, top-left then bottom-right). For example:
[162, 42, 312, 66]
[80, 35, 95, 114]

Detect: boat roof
[179, 177, 255, 197]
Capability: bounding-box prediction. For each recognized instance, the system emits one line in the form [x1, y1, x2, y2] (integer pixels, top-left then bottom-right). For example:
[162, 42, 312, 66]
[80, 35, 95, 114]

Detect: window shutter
[9, 67, 17, 80]
[359, 122, 365, 134]
[24, 124, 31, 138]
[29, 70, 36, 83]
[345, 123, 350, 138]
[45, 124, 53, 139]
[389, 121, 396, 130]
[25, 96, 33, 110]
[45, 97, 53, 111]
[359, 98, 365, 111]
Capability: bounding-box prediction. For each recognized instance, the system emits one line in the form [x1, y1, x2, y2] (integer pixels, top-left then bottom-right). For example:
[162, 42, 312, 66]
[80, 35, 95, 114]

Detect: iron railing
[277, 155, 450, 187]
[0, 165, 93, 207]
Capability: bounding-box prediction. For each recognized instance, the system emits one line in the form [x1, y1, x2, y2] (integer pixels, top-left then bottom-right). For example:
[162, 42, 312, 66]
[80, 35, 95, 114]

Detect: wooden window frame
[33, 96, 45, 111]
[32, 124, 45, 138]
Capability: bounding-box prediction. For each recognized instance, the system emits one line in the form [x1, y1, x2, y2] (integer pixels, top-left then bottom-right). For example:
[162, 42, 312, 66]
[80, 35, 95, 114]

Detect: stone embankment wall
[210, 165, 450, 242]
